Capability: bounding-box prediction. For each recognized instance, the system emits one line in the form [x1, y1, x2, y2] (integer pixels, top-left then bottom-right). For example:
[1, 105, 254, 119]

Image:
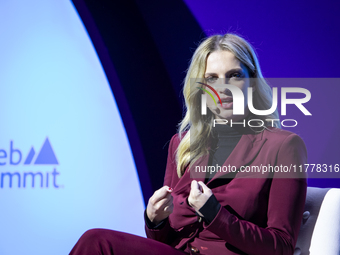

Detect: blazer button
[190, 246, 199, 253]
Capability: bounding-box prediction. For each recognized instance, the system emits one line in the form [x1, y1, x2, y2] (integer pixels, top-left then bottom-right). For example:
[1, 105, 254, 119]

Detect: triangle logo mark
[34, 137, 59, 165]
[24, 147, 35, 165]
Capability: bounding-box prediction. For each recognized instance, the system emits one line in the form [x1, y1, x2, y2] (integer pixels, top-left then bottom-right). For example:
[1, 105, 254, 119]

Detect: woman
[70, 33, 307, 255]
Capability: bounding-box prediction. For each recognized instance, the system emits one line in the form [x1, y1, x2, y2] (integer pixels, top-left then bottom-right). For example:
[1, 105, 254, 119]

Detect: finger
[162, 190, 173, 202]
[163, 203, 174, 213]
[190, 181, 202, 200]
[160, 192, 173, 205]
[162, 185, 173, 193]
[156, 193, 173, 209]
[191, 180, 198, 191]
[198, 181, 209, 193]
[153, 186, 172, 204]
[192, 180, 203, 194]
[197, 182, 203, 193]
[164, 185, 173, 192]
[159, 195, 173, 210]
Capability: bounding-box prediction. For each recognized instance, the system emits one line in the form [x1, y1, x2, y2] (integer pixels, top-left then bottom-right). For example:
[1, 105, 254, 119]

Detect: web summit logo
[0, 137, 61, 189]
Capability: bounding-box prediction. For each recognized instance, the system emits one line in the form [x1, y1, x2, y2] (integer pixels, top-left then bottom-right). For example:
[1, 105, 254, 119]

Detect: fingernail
[169, 187, 173, 191]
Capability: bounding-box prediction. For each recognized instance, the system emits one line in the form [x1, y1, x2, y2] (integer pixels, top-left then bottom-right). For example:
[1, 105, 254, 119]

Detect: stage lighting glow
[0, 1, 145, 254]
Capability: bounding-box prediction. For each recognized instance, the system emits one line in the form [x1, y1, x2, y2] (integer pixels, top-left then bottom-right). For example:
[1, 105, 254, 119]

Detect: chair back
[294, 187, 340, 255]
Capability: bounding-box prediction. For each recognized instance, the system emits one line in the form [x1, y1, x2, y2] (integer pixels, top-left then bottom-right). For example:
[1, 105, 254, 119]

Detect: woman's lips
[221, 102, 233, 109]
[220, 97, 233, 109]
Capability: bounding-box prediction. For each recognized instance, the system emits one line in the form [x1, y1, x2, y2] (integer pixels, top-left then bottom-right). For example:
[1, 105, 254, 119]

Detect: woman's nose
[217, 86, 232, 96]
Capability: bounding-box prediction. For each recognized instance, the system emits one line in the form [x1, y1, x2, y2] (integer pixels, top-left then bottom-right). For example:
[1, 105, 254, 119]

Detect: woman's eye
[230, 72, 243, 79]
[205, 76, 217, 83]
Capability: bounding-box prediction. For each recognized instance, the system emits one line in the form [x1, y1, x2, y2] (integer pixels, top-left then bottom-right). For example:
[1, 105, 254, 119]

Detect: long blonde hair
[176, 33, 280, 178]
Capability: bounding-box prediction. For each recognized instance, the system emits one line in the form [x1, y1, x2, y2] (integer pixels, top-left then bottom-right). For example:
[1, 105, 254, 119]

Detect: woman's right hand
[146, 186, 174, 225]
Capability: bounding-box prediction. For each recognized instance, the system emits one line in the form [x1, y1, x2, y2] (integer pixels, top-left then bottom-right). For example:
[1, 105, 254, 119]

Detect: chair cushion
[309, 188, 340, 255]
[294, 187, 330, 255]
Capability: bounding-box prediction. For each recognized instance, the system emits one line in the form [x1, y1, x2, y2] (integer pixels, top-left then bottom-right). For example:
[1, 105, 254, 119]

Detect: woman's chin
[213, 112, 236, 121]
[213, 113, 248, 125]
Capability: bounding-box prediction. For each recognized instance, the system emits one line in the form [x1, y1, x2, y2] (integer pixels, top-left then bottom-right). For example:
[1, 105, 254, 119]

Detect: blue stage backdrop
[0, 1, 145, 254]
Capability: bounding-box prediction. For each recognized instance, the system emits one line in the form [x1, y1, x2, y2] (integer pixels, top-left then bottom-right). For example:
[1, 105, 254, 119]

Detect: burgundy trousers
[69, 229, 189, 255]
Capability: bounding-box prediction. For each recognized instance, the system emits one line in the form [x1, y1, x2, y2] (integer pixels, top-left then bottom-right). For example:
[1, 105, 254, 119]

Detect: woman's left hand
[188, 180, 213, 216]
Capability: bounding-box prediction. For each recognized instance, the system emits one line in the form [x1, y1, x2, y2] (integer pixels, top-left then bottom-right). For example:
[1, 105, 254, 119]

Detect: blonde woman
[70, 33, 307, 255]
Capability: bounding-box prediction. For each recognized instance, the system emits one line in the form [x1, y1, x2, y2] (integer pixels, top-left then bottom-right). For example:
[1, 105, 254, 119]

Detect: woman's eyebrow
[204, 68, 243, 76]
[204, 73, 217, 76]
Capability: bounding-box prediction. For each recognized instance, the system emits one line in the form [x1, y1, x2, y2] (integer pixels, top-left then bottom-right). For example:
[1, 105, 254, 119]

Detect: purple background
[184, 0, 340, 78]
[74, 0, 340, 202]
[183, 0, 340, 188]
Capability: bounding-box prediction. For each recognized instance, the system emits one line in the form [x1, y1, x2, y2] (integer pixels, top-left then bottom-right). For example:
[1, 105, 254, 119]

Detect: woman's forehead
[205, 51, 244, 74]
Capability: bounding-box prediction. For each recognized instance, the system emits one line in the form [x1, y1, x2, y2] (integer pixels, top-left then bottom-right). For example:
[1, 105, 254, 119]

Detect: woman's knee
[79, 228, 112, 244]
[70, 228, 115, 255]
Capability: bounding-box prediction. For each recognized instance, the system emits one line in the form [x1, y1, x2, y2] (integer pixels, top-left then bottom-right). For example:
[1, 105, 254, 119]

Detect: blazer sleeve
[202, 133, 308, 255]
[144, 134, 180, 244]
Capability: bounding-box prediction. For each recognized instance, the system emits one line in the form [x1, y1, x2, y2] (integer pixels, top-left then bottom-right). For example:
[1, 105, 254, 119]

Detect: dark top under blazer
[145, 127, 307, 255]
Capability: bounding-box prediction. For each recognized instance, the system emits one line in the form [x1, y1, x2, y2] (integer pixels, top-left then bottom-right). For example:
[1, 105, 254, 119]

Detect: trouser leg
[69, 228, 189, 255]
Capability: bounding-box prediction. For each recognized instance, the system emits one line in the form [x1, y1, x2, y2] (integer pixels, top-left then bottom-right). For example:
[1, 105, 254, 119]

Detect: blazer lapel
[172, 131, 267, 192]
[173, 153, 208, 195]
[207, 132, 267, 184]
[169, 131, 268, 230]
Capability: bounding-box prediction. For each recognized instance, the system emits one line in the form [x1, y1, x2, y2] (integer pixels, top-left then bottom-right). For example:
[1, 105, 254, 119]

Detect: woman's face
[204, 50, 252, 123]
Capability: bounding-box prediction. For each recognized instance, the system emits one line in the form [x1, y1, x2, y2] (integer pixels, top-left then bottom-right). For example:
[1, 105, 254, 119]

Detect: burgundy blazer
[145, 127, 307, 255]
